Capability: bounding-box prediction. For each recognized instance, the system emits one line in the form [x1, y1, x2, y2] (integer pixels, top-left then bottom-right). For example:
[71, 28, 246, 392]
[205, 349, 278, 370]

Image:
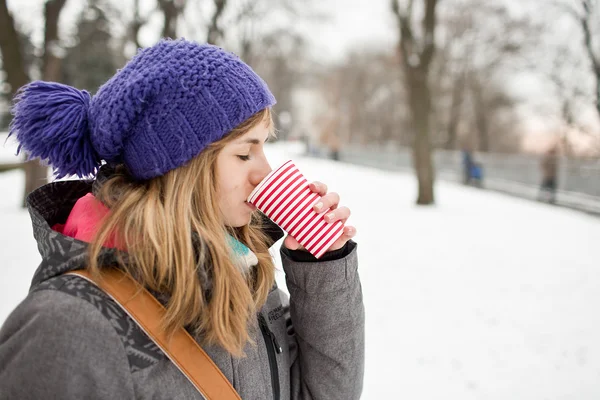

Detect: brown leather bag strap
[66, 269, 241, 400]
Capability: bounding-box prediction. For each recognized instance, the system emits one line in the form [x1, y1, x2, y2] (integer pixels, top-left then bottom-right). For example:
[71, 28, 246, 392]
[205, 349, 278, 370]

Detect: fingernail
[326, 212, 335, 221]
[314, 202, 323, 211]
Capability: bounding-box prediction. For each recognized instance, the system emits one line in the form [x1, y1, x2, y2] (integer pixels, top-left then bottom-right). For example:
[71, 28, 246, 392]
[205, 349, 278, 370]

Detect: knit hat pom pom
[10, 81, 100, 178]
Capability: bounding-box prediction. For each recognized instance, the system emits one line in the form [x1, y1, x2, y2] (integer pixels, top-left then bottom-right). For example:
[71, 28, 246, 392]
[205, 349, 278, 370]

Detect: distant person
[462, 149, 483, 187]
[330, 136, 341, 161]
[0, 39, 363, 400]
[462, 149, 473, 184]
[469, 161, 484, 188]
[539, 145, 559, 203]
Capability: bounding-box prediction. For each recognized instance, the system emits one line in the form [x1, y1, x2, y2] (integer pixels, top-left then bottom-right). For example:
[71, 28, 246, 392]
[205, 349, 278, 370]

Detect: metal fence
[318, 144, 600, 215]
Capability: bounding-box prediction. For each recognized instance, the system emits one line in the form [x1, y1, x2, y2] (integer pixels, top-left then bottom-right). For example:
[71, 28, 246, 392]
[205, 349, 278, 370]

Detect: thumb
[283, 235, 302, 250]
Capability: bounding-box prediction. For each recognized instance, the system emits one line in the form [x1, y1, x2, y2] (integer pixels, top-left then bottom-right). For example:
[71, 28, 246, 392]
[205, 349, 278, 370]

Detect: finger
[313, 192, 340, 213]
[308, 181, 328, 196]
[324, 206, 351, 223]
[283, 235, 304, 251]
[326, 226, 357, 252]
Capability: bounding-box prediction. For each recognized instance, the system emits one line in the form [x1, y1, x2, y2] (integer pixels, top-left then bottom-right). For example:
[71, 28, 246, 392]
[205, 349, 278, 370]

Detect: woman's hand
[283, 181, 356, 253]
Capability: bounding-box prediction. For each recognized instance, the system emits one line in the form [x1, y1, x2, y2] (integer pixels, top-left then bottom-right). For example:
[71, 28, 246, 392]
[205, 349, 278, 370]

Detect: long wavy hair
[88, 108, 276, 356]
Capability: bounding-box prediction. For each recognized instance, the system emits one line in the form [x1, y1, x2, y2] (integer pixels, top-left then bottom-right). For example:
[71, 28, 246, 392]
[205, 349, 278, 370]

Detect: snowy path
[1, 142, 599, 399]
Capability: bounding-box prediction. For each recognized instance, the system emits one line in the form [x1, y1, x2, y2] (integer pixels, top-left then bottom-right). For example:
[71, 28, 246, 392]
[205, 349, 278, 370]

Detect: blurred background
[1, 1, 600, 399]
[1, 0, 599, 210]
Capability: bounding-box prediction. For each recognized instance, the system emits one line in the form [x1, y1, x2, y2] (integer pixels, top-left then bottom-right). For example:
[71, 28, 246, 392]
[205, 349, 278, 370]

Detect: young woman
[0, 39, 364, 400]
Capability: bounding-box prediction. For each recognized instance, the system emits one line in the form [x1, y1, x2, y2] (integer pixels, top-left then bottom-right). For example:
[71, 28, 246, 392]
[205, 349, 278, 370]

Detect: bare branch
[157, 0, 185, 39]
[421, 0, 438, 67]
[391, 0, 414, 66]
[207, 0, 227, 45]
[549, 0, 600, 119]
[546, 0, 583, 19]
[130, 0, 146, 49]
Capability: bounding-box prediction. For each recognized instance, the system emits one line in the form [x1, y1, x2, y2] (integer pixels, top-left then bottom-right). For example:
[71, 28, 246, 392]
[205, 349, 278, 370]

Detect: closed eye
[237, 155, 250, 161]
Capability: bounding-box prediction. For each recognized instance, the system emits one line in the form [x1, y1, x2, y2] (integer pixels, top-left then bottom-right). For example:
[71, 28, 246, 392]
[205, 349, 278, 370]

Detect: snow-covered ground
[1, 139, 600, 399]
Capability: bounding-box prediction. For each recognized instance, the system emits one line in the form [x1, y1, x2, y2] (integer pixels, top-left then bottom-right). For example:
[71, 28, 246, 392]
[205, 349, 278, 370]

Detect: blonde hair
[88, 108, 276, 356]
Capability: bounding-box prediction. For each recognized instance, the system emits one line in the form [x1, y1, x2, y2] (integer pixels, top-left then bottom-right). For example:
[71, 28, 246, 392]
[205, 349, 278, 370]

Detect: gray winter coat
[0, 180, 364, 400]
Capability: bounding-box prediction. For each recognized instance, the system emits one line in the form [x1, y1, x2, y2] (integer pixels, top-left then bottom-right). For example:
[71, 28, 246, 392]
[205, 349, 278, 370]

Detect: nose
[250, 156, 272, 186]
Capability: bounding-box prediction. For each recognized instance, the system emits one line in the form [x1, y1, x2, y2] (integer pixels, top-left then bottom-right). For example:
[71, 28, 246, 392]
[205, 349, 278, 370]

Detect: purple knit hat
[10, 39, 276, 179]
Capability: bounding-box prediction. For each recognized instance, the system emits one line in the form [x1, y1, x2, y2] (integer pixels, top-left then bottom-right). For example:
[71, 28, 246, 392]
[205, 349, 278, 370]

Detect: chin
[226, 214, 252, 228]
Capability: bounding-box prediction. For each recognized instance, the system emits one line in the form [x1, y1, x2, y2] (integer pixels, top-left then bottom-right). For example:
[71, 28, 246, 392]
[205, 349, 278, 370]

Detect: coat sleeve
[0, 289, 135, 400]
[281, 241, 364, 400]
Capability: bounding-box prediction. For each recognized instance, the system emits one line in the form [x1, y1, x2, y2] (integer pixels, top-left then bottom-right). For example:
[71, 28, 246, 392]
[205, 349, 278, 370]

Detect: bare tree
[550, 1, 600, 122]
[316, 51, 407, 148]
[391, 0, 439, 205]
[62, 1, 119, 94]
[216, 0, 320, 138]
[157, 0, 186, 39]
[467, 5, 542, 152]
[207, 0, 227, 44]
[214, 0, 325, 67]
[432, 0, 544, 153]
[128, 0, 227, 48]
[0, 0, 28, 95]
[43, 0, 67, 82]
[1, 0, 68, 207]
[130, 0, 146, 49]
[563, 0, 600, 117]
[544, 40, 591, 157]
[580, 0, 600, 118]
[429, 3, 475, 150]
[22, 0, 68, 207]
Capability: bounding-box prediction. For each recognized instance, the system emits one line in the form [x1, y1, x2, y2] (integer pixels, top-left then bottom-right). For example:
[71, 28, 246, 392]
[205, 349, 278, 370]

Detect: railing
[316, 144, 600, 215]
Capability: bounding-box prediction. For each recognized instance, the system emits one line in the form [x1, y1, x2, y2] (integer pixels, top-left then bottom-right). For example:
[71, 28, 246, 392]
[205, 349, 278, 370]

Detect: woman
[0, 39, 364, 400]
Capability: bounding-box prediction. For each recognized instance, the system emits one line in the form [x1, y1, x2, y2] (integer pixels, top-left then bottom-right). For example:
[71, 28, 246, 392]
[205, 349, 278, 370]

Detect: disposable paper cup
[247, 160, 345, 259]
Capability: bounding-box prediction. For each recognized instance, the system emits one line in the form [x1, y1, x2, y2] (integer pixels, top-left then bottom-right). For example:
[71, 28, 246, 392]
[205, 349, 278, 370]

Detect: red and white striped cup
[247, 160, 345, 259]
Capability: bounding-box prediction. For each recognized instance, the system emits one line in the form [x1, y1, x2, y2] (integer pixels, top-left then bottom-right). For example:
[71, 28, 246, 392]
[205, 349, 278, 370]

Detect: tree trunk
[471, 82, 489, 152]
[207, 0, 226, 45]
[392, 0, 438, 205]
[158, 0, 184, 39]
[445, 71, 465, 150]
[20, 0, 67, 207]
[43, 0, 66, 82]
[408, 67, 435, 204]
[0, 0, 28, 93]
[131, 0, 144, 49]
[22, 161, 49, 205]
[1, 0, 42, 207]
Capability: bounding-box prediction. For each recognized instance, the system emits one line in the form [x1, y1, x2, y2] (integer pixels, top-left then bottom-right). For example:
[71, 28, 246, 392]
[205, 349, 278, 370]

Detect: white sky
[303, 0, 397, 63]
[2, 139, 600, 398]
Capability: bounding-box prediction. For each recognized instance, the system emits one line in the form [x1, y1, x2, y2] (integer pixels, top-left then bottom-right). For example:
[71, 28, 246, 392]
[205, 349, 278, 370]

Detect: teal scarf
[227, 235, 259, 273]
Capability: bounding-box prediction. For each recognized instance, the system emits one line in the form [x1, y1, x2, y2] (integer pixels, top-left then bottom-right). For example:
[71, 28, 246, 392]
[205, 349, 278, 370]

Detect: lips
[245, 201, 257, 211]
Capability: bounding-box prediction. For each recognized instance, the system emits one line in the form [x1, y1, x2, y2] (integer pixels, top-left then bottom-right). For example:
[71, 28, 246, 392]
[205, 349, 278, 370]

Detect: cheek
[219, 180, 242, 203]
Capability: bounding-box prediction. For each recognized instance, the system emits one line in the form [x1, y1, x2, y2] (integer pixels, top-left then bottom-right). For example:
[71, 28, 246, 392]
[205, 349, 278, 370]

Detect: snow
[2, 140, 600, 399]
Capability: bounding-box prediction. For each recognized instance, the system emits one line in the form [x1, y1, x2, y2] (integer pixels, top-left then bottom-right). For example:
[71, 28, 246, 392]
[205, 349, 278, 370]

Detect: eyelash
[237, 155, 250, 161]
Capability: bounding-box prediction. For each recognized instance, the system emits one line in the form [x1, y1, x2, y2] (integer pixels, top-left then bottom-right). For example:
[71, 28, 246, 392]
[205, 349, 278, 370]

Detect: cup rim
[247, 159, 294, 203]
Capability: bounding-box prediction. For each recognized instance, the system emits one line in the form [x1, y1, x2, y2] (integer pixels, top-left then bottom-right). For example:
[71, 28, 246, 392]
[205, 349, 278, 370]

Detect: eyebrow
[236, 137, 269, 145]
